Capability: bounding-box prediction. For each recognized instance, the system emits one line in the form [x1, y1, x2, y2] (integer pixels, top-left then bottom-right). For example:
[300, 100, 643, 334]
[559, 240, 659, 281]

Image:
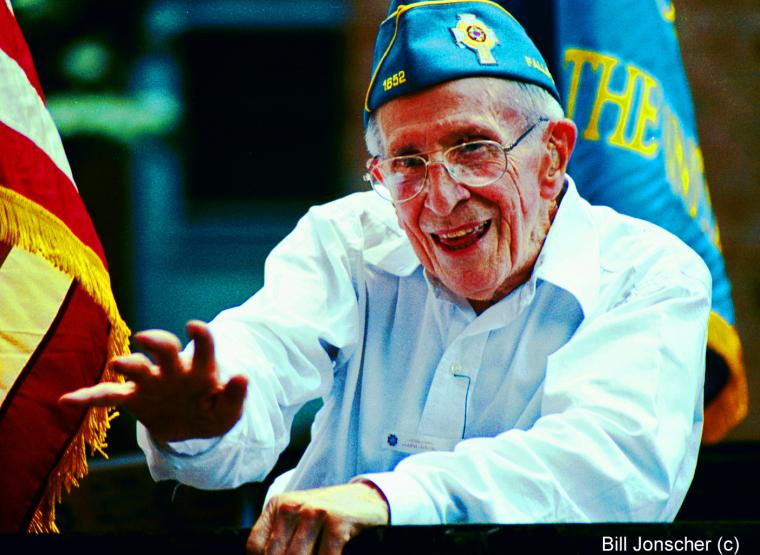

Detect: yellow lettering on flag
[564, 48, 660, 157]
[563, 47, 719, 249]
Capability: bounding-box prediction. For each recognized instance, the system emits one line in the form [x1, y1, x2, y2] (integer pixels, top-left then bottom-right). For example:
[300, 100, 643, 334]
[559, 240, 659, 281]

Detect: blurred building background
[11, 0, 760, 532]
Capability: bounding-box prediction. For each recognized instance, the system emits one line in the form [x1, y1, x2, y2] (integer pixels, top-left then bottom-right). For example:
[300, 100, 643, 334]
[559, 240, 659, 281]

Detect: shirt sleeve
[361, 249, 711, 524]
[138, 203, 363, 489]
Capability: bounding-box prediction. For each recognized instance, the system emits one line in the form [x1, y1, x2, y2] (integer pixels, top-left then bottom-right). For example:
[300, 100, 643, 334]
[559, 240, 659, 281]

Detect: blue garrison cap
[364, 0, 560, 127]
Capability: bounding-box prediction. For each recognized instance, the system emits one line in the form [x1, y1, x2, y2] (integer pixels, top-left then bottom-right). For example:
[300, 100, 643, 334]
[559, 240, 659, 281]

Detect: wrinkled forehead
[375, 77, 527, 151]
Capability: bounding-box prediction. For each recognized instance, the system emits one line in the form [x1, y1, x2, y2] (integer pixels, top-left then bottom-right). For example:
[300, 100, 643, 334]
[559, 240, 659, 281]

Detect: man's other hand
[247, 482, 389, 555]
[59, 320, 248, 443]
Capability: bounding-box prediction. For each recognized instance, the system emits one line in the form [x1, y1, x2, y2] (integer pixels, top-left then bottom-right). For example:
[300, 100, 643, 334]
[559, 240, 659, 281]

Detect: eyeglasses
[364, 117, 549, 203]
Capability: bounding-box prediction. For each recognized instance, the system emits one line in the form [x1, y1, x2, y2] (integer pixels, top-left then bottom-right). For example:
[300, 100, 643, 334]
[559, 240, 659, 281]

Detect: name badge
[383, 430, 460, 454]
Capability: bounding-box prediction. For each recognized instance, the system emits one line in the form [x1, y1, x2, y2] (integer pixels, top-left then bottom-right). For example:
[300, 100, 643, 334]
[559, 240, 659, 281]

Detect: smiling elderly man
[63, 2, 710, 554]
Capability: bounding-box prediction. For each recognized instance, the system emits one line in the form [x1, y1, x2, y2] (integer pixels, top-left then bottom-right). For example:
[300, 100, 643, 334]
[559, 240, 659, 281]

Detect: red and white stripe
[0, 0, 115, 532]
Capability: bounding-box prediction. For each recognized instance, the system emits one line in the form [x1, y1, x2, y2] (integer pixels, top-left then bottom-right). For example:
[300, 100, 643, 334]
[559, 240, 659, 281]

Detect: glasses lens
[378, 156, 426, 201]
[370, 182, 393, 201]
[446, 141, 506, 186]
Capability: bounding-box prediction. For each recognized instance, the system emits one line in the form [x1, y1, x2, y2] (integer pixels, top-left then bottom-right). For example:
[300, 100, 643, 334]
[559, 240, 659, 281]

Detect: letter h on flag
[0, 1, 130, 532]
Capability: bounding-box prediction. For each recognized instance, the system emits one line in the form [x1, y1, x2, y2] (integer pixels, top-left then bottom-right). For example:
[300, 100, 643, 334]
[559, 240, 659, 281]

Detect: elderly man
[64, 1, 710, 554]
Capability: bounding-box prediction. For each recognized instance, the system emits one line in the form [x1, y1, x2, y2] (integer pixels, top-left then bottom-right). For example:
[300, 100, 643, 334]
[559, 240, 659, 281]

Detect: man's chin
[441, 279, 499, 302]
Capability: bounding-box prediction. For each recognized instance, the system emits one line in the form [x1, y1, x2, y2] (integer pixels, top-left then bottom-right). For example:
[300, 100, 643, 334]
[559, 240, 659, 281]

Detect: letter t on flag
[0, 0, 130, 532]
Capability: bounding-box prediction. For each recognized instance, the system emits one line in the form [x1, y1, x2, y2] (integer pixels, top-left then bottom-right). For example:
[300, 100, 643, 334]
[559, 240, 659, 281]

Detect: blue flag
[499, 0, 747, 442]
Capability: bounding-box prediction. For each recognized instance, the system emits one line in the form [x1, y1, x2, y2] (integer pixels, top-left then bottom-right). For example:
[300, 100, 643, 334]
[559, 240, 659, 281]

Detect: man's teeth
[438, 223, 486, 239]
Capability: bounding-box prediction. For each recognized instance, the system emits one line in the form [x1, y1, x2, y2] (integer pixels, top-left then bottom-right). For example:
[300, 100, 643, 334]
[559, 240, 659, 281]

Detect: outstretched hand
[60, 320, 248, 443]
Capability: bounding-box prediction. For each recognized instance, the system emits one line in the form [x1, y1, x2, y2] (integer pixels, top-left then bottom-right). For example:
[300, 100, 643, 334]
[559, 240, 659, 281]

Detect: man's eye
[391, 156, 425, 171]
[452, 142, 500, 164]
[458, 141, 489, 153]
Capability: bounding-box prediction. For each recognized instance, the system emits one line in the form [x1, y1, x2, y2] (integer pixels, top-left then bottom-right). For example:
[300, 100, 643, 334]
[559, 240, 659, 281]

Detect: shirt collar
[533, 175, 599, 317]
[363, 175, 600, 317]
[363, 194, 421, 276]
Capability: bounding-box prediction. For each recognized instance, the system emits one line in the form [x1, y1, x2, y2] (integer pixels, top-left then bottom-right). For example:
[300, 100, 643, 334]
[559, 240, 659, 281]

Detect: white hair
[364, 78, 564, 157]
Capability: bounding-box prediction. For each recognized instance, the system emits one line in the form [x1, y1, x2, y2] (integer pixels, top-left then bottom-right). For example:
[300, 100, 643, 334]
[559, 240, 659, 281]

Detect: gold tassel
[0, 185, 131, 532]
[25, 342, 128, 533]
[703, 311, 748, 444]
[0, 186, 128, 334]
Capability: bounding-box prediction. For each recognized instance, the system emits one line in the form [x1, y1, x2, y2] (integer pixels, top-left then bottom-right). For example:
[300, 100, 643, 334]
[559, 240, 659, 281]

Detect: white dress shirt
[138, 176, 710, 524]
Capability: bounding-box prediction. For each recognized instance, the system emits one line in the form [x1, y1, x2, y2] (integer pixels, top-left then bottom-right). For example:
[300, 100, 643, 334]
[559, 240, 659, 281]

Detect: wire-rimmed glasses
[364, 117, 549, 203]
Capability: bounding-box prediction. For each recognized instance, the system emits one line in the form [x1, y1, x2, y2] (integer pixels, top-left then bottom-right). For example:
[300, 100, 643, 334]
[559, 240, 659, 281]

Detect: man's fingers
[221, 375, 248, 409]
[59, 381, 137, 407]
[317, 521, 354, 555]
[247, 502, 275, 554]
[133, 329, 184, 375]
[285, 513, 324, 555]
[199, 375, 248, 436]
[246, 486, 385, 555]
[186, 320, 215, 377]
[263, 502, 301, 555]
[109, 353, 155, 382]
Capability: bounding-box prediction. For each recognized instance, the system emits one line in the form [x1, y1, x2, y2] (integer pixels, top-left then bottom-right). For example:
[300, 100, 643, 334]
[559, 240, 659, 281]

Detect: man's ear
[539, 118, 577, 200]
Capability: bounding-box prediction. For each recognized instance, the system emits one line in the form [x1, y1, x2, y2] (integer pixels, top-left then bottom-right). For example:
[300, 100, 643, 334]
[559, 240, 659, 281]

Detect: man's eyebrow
[389, 123, 500, 156]
[391, 144, 422, 157]
[439, 124, 498, 144]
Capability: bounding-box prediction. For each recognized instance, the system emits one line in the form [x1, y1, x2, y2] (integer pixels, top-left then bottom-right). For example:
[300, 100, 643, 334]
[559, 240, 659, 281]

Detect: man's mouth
[431, 220, 491, 251]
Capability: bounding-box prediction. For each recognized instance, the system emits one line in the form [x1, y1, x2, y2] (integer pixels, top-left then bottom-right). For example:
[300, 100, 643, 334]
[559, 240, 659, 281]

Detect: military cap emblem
[451, 13, 499, 65]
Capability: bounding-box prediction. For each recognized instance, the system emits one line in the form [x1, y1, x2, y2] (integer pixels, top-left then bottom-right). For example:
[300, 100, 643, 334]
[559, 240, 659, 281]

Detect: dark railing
[4, 442, 757, 553]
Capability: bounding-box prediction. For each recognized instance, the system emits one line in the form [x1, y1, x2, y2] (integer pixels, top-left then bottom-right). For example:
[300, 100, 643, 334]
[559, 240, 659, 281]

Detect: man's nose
[424, 162, 471, 216]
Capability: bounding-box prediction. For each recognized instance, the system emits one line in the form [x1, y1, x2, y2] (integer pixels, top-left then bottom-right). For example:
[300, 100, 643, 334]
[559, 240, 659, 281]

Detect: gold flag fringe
[703, 310, 748, 444]
[0, 185, 131, 532]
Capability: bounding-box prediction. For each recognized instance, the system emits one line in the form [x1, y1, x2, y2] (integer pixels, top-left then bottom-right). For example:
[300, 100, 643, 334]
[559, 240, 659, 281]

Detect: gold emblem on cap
[451, 14, 499, 65]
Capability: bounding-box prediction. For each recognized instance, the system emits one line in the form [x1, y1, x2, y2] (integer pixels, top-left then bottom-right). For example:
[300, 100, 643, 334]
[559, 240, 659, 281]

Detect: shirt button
[449, 362, 463, 375]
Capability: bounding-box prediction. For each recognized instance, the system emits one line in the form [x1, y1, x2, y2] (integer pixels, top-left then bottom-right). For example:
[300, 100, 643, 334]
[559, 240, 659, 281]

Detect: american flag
[0, 0, 130, 532]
